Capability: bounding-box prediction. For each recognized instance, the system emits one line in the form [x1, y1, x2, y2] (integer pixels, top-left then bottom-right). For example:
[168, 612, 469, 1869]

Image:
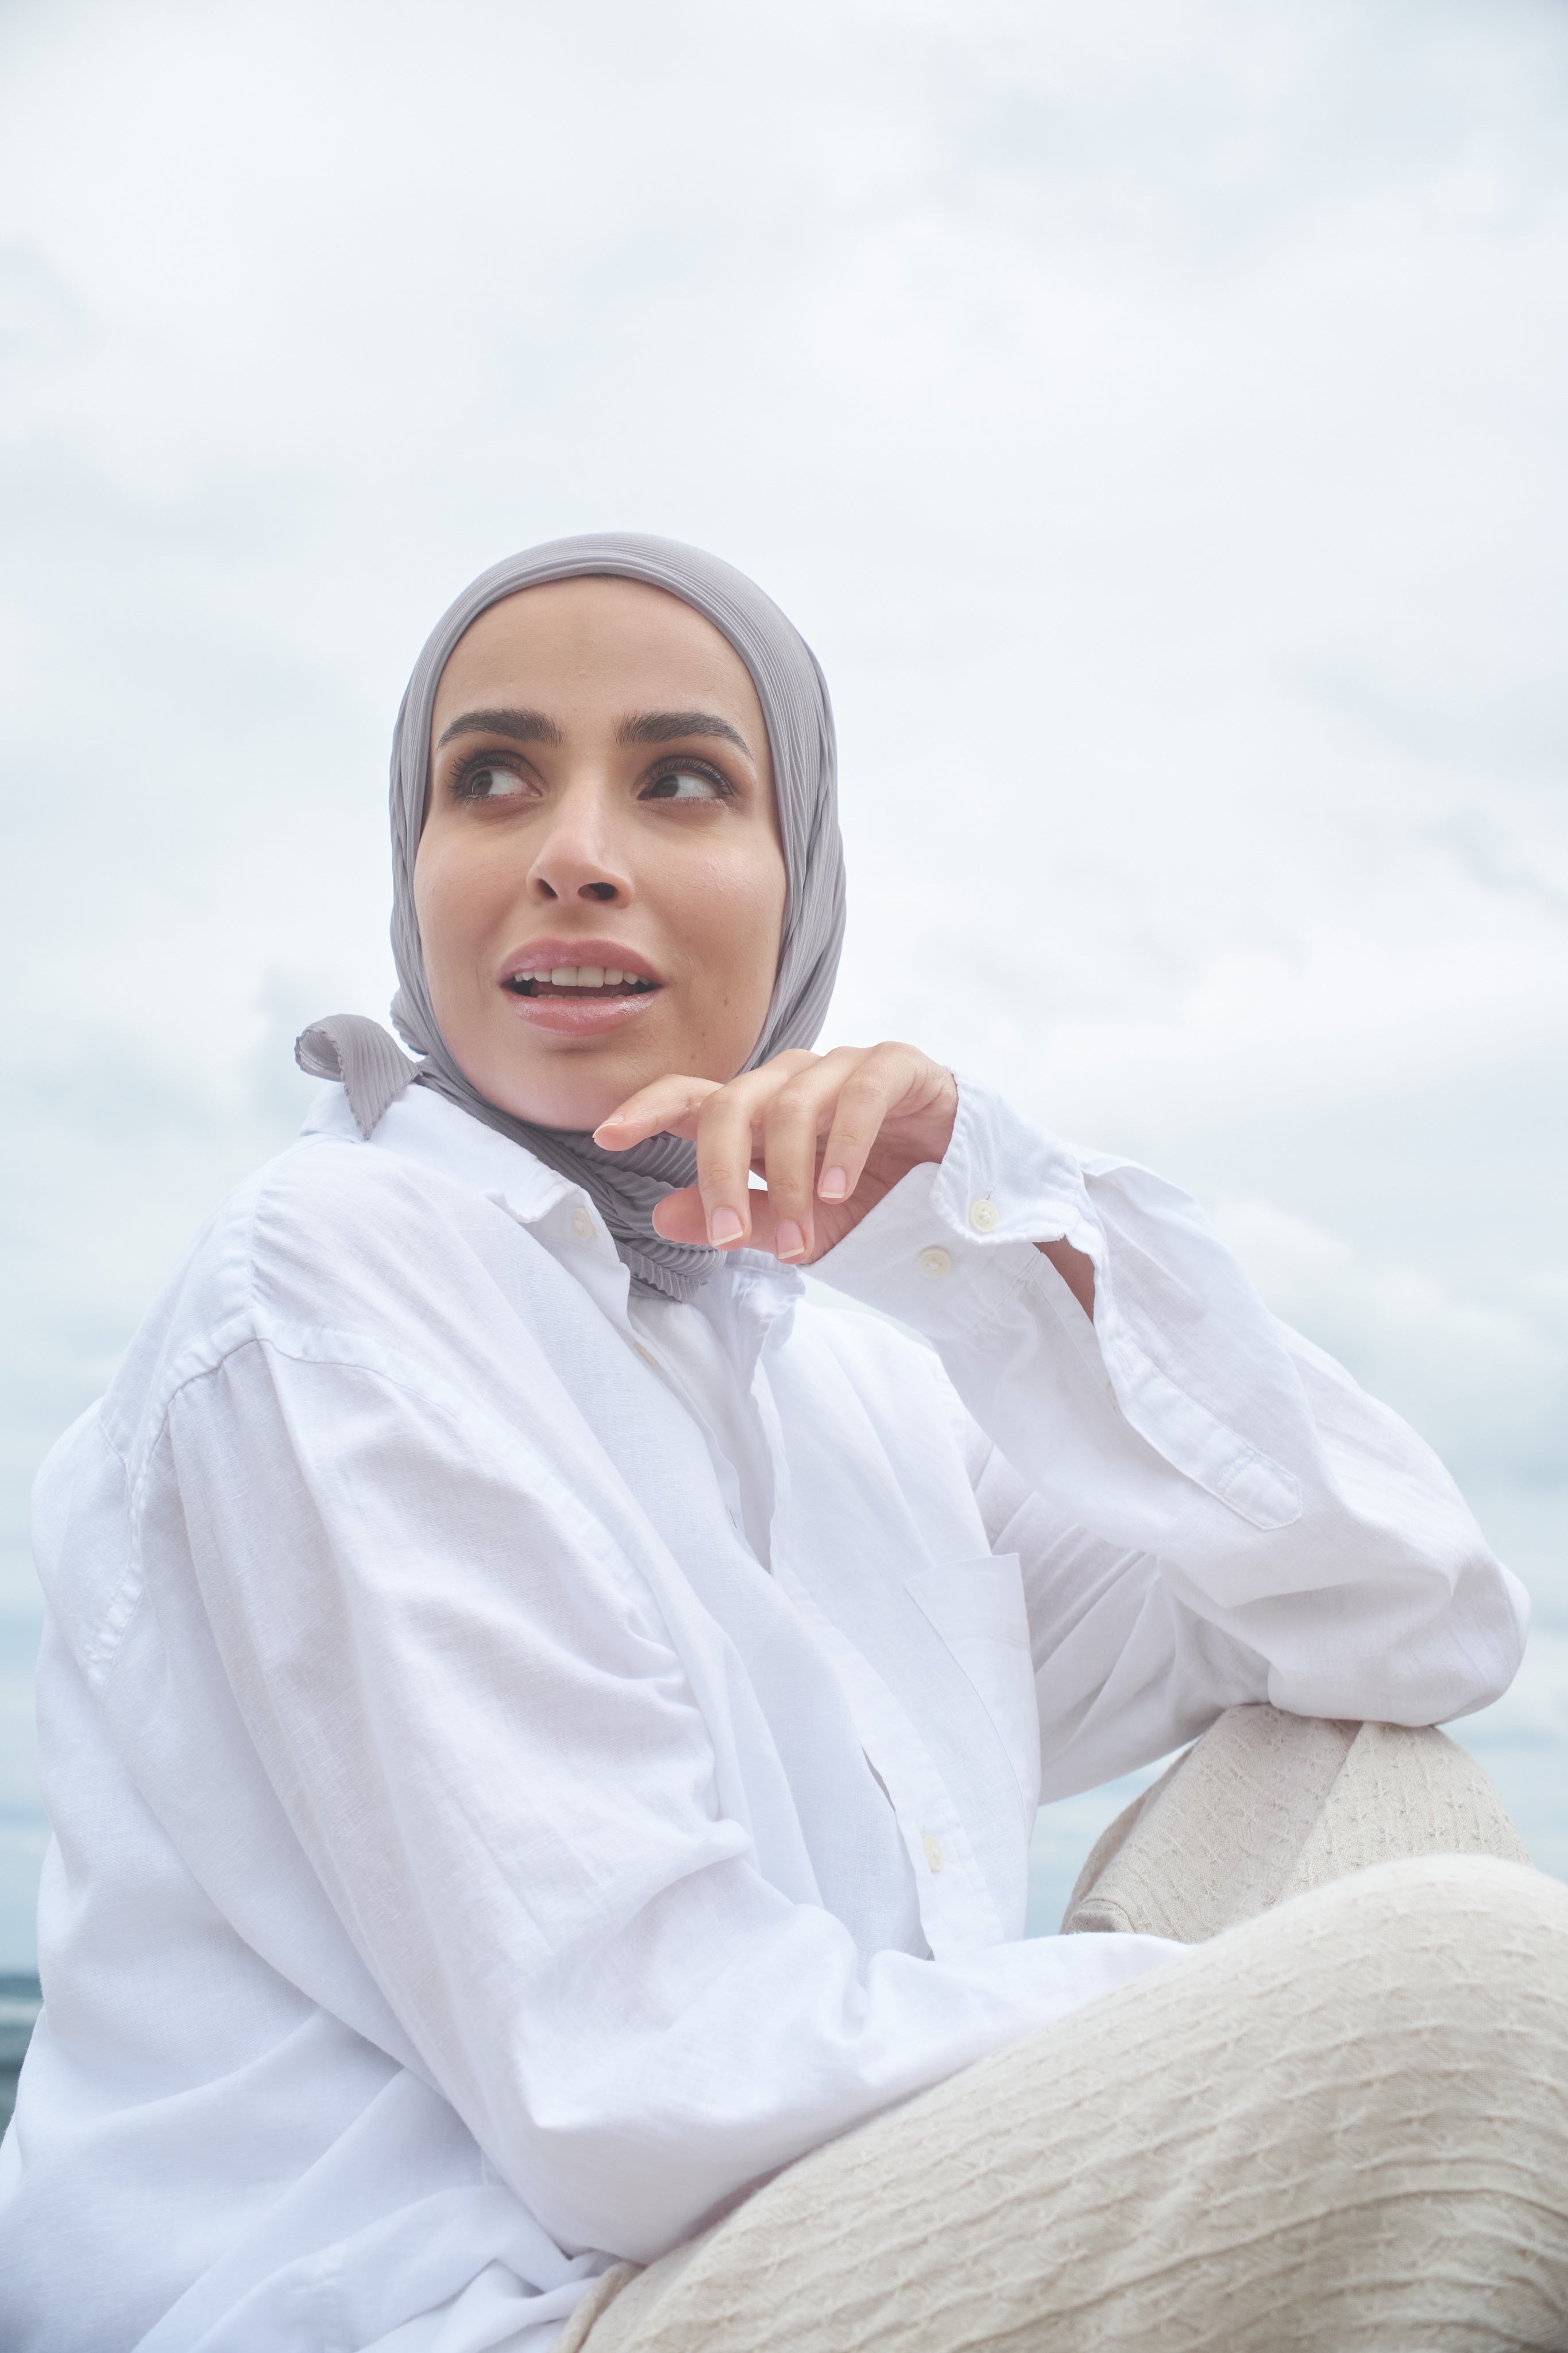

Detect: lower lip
[500, 986, 662, 1037]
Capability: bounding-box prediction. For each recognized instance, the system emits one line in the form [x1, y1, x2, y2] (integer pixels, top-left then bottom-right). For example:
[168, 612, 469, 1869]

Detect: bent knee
[1190, 1857, 1568, 2154]
[1313, 1850, 1565, 1935]
[1284, 1854, 1568, 2044]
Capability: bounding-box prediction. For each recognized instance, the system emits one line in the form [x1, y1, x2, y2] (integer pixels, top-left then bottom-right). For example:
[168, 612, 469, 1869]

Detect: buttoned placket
[528, 1195, 795, 1570]
[507, 1180, 1010, 1958]
[762, 1541, 1007, 1958]
[754, 1298, 1006, 1960]
[638, 1254, 794, 1565]
[546, 1202, 1005, 1959]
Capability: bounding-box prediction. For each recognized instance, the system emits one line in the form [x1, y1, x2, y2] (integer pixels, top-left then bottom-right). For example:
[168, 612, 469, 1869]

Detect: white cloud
[1209, 1197, 1568, 1494]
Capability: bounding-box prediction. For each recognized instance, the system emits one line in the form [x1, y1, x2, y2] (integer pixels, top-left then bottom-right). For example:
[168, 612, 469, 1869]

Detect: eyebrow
[435, 707, 564, 749]
[617, 709, 752, 757]
[434, 705, 754, 759]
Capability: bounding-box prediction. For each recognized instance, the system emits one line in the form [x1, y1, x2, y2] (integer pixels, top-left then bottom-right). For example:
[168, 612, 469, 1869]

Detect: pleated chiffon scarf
[296, 534, 847, 1301]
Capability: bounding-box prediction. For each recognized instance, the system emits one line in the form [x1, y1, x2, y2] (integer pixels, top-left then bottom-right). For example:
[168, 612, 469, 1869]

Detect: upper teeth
[524, 967, 638, 988]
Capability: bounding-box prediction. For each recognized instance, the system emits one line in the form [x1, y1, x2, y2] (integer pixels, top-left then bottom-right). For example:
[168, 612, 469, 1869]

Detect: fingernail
[775, 1220, 806, 1262]
[818, 1167, 848, 1202]
[709, 1207, 744, 1245]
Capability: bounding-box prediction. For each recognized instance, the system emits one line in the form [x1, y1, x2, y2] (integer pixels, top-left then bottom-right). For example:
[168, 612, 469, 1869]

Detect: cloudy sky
[2, 0, 1566, 1959]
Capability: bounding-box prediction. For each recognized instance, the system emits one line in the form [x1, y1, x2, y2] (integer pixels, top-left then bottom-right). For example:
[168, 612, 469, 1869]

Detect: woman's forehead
[432, 576, 767, 740]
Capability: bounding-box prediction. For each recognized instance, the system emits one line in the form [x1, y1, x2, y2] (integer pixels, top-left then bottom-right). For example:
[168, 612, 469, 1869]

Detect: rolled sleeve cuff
[811, 1074, 1103, 1340]
[814, 1075, 1303, 1536]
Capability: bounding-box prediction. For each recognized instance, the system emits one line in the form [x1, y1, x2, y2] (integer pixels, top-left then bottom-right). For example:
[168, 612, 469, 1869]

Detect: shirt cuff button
[922, 1832, 945, 1873]
[570, 1206, 596, 1241]
[918, 1246, 952, 1279]
[968, 1198, 999, 1233]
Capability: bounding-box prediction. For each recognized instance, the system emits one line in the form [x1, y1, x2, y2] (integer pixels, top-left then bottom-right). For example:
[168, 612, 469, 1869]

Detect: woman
[3, 535, 1564, 2353]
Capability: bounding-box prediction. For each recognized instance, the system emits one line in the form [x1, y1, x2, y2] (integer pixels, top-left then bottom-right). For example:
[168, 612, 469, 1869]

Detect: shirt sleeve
[810, 1075, 1530, 1772]
[162, 1315, 1182, 2266]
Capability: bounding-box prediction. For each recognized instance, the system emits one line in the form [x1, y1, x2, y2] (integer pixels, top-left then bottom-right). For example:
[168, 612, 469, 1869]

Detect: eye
[641, 765, 726, 803]
[457, 761, 530, 801]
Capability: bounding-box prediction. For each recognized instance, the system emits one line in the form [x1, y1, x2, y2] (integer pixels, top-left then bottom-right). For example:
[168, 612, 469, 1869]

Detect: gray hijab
[296, 534, 846, 1301]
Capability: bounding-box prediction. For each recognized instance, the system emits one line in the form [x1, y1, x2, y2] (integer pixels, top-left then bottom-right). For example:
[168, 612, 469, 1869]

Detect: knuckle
[699, 1081, 751, 1126]
[767, 1082, 818, 1127]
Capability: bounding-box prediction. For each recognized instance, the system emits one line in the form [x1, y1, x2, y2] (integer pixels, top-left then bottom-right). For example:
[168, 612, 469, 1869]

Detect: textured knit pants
[562, 1707, 1568, 2352]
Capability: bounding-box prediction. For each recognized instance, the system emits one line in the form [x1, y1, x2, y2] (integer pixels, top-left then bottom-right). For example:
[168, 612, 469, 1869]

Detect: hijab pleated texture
[296, 534, 846, 1300]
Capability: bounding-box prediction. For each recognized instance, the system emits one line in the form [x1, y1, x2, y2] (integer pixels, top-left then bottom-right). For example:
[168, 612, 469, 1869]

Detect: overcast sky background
[2, 0, 1566, 1962]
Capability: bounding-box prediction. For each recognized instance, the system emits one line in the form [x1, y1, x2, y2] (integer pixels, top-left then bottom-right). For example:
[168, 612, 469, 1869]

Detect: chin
[475, 1049, 638, 1136]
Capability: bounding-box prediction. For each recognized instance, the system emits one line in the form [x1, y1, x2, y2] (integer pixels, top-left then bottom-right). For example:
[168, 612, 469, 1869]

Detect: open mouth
[503, 966, 659, 1001]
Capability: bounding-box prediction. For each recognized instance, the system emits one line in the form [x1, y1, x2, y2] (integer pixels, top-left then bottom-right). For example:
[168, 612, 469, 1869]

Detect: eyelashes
[638, 759, 735, 803]
[449, 756, 531, 802]
[445, 750, 739, 805]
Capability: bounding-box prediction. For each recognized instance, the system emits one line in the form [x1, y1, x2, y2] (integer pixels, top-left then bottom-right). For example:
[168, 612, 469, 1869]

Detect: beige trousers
[563, 1708, 1567, 2353]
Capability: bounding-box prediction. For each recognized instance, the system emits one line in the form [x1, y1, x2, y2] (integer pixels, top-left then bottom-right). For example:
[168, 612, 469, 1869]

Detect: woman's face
[415, 577, 787, 1132]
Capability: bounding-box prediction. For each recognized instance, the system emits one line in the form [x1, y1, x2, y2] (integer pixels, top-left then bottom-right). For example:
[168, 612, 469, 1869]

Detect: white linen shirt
[0, 1077, 1527, 2353]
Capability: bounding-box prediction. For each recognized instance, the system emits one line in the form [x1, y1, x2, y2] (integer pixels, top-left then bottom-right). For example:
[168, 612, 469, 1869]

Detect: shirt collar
[301, 1078, 576, 1224]
[300, 1079, 805, 1337]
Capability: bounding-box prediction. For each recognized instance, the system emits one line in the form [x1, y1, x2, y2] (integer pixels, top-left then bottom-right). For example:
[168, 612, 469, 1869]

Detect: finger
[593, 1074, 723, 1149]
[689, 1054, 821, 1247]
[760, 1049, 866, 1261]
[649, 1185, 707, 1245]
[651, 1182, 785, 1256]
[816, 1044, 922, 1203]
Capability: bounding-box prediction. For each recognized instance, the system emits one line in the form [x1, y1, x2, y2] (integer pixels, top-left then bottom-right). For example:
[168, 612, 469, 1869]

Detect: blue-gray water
[0, 1974, 41, 2134]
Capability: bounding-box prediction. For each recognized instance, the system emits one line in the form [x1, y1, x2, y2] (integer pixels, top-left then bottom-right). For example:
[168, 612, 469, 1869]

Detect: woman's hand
[594, 1044, 960, 1264]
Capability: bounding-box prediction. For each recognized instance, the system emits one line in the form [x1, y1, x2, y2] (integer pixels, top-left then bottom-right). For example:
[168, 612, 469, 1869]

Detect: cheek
[412, 835, 499, 982]
[689, 845, 787, 1000]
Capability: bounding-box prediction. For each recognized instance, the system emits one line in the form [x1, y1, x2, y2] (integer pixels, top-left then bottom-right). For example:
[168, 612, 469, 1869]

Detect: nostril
[581, 882, 619, 902]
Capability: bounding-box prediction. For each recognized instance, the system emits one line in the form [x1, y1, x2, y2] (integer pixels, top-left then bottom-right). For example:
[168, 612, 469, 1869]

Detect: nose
[525, 781, 632, 908]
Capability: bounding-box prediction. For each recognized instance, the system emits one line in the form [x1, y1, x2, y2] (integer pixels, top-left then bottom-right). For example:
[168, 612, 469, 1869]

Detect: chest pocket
[905, 1553, 1041, 1810]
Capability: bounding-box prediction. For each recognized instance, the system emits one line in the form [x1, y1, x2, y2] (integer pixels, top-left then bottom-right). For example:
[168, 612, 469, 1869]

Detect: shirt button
[634, 1343, 658, 1370]
[922, 1832, 945, 1874]
[968, 1198, 999, 1233]
[918, 1245, 952, 1280]
[570, 1206, 596, 1241]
